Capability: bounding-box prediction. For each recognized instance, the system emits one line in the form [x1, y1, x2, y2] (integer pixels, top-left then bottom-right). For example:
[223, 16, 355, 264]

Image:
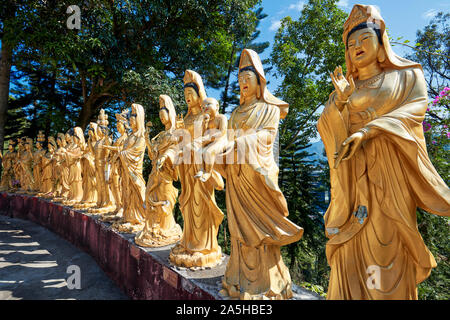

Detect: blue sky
[254, 0, 450, 93]
[215, 0, 449, 143]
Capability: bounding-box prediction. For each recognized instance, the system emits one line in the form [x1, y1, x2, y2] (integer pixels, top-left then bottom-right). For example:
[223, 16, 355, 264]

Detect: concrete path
[0, 215, 128, 300]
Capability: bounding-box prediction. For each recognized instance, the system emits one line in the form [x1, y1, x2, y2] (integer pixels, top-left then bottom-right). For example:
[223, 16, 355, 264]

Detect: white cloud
[422, 9, 438, 19]
[288, 1, 305, 11]
[337, 0, 349, 8]
[269, 20, 282, 31]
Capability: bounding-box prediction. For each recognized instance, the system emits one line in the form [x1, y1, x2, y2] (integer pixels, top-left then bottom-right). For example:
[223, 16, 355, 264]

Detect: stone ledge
[0, 192, 321, 300]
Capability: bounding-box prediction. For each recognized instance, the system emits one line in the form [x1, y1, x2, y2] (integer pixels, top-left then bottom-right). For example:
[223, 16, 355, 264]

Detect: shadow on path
[0, 215, 128, 300]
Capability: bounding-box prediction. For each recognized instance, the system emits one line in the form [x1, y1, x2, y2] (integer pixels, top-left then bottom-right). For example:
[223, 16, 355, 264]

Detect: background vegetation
[0, 0, 448, 299]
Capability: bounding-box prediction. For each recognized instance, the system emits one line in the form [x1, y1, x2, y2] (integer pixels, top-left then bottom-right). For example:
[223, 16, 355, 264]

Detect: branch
[391, 41, 450, 59]
[283, 102, 322, 151]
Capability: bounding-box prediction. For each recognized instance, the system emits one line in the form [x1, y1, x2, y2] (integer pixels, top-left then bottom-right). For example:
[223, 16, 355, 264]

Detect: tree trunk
[77, 100, 94, 130]
[0, 41, 13, 153]
[220, 43, 236, 115]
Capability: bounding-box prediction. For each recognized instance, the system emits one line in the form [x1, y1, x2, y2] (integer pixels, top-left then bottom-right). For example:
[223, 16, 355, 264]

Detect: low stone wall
[0, 192, 320, 300]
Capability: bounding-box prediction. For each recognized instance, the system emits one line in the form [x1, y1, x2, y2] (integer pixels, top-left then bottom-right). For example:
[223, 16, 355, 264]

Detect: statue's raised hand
[330, 66, 355, 103]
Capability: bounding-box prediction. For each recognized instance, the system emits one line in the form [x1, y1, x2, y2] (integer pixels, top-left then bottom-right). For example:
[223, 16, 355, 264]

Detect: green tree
[398, 12, 450, 300]
[1, 0, 263, 144]
[217, 6, 271, 114]
[270, 0, 347, 292]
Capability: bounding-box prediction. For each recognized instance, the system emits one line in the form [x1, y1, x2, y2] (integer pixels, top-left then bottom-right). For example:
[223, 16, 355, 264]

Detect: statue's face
[159, 100, 170, 126]
[184, 87, 200, 108]
[8, 145, 13, 152]
[202, 98, 218, 117]
[129, 107, 138, 132]
[347, 28, 380, 69]
[65, 133, 72, 144]
[36, 142, 42, 149]
[238, 70, 258, 99]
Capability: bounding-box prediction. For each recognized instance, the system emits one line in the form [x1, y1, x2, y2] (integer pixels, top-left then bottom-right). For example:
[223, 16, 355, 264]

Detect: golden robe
[318, 67, 450, 300]
[40, 151, 54, 194]
[80, 144, 97, 205]
[221, 102, 303, 299]
[119, 133, 146, 224]
[169, 109, 224, 267]
[0, 151, 15, 190]
[135, 130, 181, 247]
[65, 144, 83, 202]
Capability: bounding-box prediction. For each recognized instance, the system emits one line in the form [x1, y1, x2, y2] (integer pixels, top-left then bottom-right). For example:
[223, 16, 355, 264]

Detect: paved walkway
[0, 215, 128, 300]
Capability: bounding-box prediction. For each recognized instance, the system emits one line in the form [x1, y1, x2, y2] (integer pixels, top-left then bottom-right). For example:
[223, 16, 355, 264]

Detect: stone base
[169, 244, 223, 269]
[88, 205, 116, 214]
[135, 224, 182, 248]
[0, 192, 322, 300]
[111, 219, 144, 234]
[219, 279, 294, 300]
[73, 201, 97, 209]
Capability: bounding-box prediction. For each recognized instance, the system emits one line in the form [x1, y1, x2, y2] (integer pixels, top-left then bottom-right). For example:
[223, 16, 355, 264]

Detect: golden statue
[112, 103, 146, 233]
[63, 127, 85, 205]
[18, 137, 35, 193]
[89, 110, 116, 214]
[217, 49, 303, 300]
[74, 122, 98, 209]
[169, 70, 224, 269]
[52, 133, 70, 201]
[32, 131, 46, 193]
[100, 111, 129, 221]
[0, 140, 16, 191]
[13, 138, 24, 189]
[317, 4, 450, 300]
[193, 97, 228, 183]
[135, 95, 182, 247]
[39, 136, 57, 197]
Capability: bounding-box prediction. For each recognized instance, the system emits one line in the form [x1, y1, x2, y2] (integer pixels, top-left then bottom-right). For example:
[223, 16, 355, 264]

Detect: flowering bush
[422, 87, 449, 184]
[418, 86, 449, 300]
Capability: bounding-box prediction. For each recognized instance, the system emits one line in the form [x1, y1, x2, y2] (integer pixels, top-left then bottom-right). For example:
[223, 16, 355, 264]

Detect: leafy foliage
[418, 87, 450, 300]
[271, 0, 347, 292]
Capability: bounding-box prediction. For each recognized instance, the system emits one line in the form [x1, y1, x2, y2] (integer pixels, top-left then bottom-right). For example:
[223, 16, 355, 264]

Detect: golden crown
[183, 70, 196, 85]
[37, 130, 46, 142]
[97, 109, 109, 127]
[239, 50, 253, 68]
[343, 5, 383, 42]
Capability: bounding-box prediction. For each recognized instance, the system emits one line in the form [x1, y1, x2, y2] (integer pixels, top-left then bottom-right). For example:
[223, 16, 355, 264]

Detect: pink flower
[423, 122, 432, 132]
[447, 132, 450, 139]
[432, 140, 437, 145]
[444, 125, 448, 129]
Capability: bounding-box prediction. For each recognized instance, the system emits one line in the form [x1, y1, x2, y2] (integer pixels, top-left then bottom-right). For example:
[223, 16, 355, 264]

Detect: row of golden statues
[0, 5, 449, 300]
